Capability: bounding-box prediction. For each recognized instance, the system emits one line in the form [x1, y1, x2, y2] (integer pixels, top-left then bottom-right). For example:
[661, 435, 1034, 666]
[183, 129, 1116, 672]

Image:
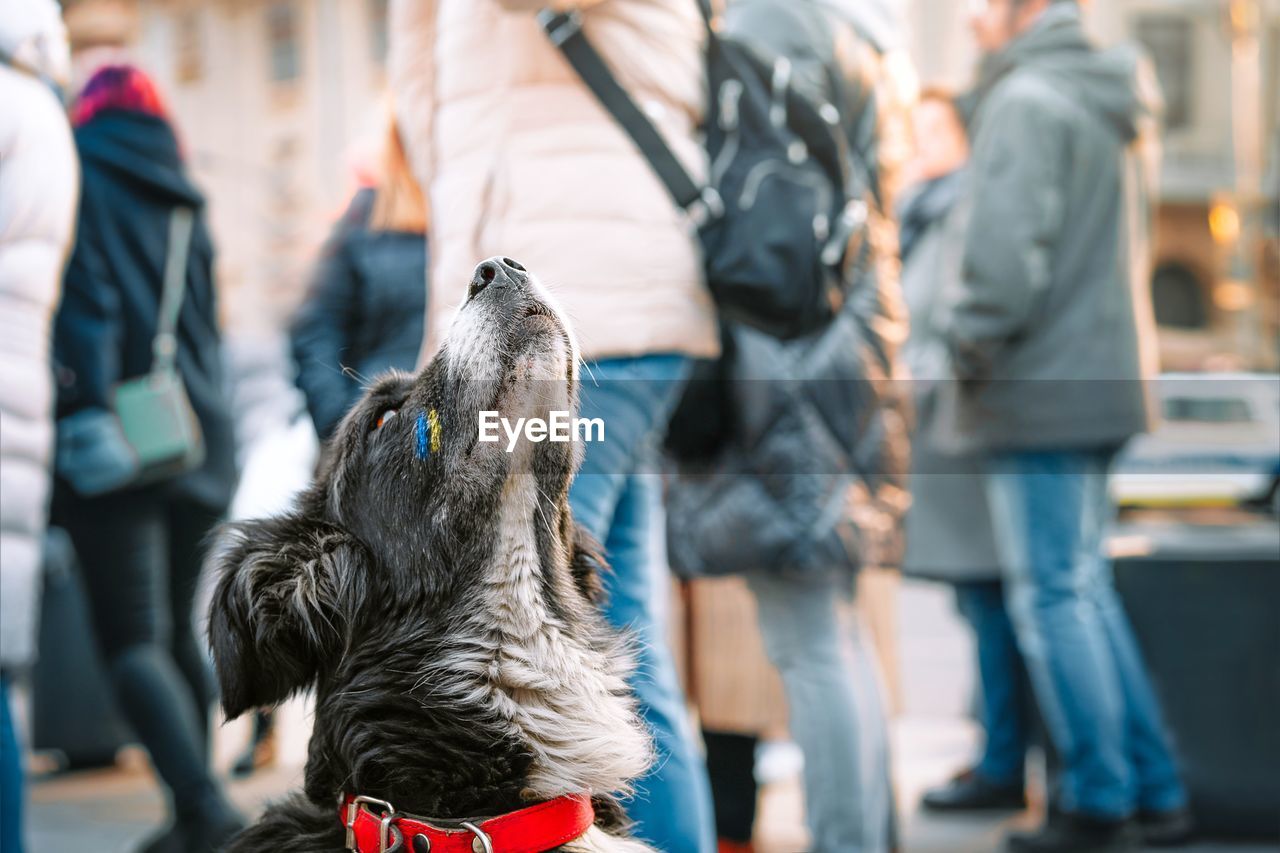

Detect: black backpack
[539, 1, 868, 341]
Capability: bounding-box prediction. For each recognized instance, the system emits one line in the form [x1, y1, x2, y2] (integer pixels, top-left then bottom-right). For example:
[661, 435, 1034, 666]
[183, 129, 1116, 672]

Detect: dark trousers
[56, 491, 226, 819]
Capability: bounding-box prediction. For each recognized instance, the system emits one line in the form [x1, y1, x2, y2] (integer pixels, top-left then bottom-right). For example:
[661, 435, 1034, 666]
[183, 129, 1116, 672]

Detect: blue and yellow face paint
[415, 409, 442, 459]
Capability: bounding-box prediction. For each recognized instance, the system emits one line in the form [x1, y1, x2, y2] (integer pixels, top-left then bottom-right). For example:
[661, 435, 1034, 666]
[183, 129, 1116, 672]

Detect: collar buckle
[459, 821, 494, 853]
[345, 795, 398, 853]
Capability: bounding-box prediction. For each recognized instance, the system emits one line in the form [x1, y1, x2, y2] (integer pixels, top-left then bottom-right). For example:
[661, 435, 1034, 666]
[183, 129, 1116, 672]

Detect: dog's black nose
[468, 257, 527, 301]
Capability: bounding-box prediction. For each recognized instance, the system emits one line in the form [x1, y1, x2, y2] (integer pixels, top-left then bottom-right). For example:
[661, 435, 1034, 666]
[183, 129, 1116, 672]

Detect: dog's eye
[375, 408, 399, 430]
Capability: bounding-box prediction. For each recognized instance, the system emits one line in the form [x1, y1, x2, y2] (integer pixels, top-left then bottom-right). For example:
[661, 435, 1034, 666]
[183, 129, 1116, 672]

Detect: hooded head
[967, 0, 1078, 55]
[71, 64, 202, 208]
[974, 1, 1160, 143]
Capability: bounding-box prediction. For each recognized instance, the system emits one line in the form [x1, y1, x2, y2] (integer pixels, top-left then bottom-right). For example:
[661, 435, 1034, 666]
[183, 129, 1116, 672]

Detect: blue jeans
[1, 676, 23, 853]
[568, 354, 715, 853]
[747, 572, 894, 853]
[954, 580, 1031, 787]
[985, 449, 1187, 819]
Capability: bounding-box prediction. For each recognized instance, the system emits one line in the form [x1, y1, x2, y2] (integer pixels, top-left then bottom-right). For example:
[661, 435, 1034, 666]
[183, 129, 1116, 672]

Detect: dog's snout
[468, 261, 499, 300]
[467, 257, 528, 301]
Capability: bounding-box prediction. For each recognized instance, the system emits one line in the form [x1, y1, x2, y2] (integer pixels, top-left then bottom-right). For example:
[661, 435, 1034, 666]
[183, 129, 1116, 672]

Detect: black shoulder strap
[538, 8, 720, 223]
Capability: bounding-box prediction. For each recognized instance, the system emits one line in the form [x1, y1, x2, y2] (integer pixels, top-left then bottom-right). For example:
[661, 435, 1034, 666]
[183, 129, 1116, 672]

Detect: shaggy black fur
[208, 258, 640, 851]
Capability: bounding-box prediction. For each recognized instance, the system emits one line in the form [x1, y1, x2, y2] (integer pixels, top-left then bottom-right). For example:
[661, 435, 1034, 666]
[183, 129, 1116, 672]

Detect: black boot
[138, 816, 245, 853]
[1139, 806, 1194, 847]
[922, 768, 1026, 812]
[1006, 811, 1140, 853]
[136, 824, 185, 853]
[703, 730, 759, 845]
[172, 789, 248, 853]
[186, 812, 247, 853]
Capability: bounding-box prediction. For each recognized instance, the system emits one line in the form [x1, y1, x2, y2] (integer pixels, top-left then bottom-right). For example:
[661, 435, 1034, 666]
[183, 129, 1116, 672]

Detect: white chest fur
[469, 475, 651, 801]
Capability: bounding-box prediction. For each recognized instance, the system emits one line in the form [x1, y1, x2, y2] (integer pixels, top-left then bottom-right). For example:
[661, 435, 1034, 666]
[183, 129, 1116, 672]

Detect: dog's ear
[206, 514, 368, 719]
[568, 520, 608, 604]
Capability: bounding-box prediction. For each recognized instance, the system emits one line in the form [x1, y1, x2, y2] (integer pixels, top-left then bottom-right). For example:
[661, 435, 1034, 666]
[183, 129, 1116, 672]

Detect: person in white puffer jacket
[0, 2, 78, 849]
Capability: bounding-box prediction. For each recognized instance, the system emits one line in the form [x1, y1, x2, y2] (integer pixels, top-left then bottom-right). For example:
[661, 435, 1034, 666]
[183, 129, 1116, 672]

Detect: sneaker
[1005, 812, 1140, 853]
[922, 768, 1027, 812]
[1139, 806, 1194, 847]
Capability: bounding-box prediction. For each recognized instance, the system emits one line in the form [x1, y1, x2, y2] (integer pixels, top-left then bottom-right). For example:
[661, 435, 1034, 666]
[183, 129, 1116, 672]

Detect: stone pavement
[25, 581, 1276, 853]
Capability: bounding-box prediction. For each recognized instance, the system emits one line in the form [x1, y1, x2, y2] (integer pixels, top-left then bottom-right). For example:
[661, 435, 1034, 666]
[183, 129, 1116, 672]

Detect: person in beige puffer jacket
[391, 0, 717, 362]
[390, 2, 717, 851]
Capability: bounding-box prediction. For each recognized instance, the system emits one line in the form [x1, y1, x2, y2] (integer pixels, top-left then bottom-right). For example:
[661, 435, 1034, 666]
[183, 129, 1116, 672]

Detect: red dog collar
[340, 792, 594, 853]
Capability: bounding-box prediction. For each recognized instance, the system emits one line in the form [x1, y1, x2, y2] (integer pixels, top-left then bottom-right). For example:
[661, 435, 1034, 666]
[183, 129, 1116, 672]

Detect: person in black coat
[51, 65, 242, 853]
[291, 117, 428, 442]
[223, 119, 427, 779]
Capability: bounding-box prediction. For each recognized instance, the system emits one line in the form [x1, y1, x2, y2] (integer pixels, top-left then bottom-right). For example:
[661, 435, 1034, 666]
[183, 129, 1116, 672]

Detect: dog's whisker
[531, 485, 556, 534]
[578, 357, 599, 387]
[340, 364, 373, 387]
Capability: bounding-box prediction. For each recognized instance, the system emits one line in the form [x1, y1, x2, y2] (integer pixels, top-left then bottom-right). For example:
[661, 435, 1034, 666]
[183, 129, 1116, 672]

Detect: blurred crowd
[0, 0, 1231, 852]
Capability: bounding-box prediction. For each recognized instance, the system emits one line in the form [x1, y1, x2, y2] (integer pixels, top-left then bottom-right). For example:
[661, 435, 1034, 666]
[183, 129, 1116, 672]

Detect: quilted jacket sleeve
[290, 211, 363, 442]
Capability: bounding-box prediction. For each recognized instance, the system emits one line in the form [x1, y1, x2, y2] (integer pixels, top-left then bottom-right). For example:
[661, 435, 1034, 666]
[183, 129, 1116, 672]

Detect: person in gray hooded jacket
[939, 0, 1162, 454]
[943, 2, 1190, 852]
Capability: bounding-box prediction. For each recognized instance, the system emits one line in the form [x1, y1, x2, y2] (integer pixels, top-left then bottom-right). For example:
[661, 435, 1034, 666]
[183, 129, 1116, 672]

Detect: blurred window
[175, 10, 202, 84]
[1151, 261, 1209, 330]
[1133, 14, 1193, 132]
[267, 2, 301, 83]
[1163, 396, 1254, 423]
[369, 0, 389, 64]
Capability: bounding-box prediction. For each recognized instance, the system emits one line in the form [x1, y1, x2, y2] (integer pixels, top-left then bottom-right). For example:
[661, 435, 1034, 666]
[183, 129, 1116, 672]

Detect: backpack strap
[538, 8, 723, 225]
[151, 207, 195, 376]
[695, 0, 713, 27]
[0, 42, 59, 92]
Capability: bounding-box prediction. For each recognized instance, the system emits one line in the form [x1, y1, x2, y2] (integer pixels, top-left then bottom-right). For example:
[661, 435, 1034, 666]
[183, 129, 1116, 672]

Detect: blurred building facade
[63, 0, 1277, 367]
[64, 0, 391, 335]
[908, 0, 1280, 371]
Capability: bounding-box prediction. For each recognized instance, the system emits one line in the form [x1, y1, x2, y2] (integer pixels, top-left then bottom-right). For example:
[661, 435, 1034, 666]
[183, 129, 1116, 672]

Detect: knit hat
[71, 64, 168, 127]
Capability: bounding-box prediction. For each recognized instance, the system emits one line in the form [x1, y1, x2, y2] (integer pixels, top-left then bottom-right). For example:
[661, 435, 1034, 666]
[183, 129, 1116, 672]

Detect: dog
[208, 257, 655, 853]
